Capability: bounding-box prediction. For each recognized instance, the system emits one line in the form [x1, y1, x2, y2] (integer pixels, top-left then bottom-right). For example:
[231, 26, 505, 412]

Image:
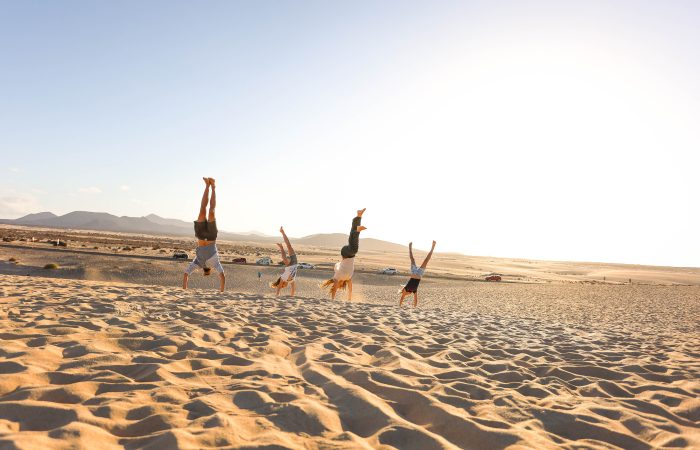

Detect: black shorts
[194, 220, 218, 241]
[404, 277, 421, 293]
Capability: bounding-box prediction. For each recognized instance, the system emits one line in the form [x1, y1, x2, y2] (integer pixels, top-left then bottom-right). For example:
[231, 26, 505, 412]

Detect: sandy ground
[1, 246, 699, 329]
[0, 274, 699, 449]
[1, 227, 699, 448]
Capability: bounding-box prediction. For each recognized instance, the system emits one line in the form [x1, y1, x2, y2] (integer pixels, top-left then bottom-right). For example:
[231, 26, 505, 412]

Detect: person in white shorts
[182, 177, 226, 292]
[271, 226, 298, 297]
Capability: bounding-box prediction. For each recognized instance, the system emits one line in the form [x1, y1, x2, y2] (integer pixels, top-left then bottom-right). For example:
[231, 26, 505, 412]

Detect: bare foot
[280, 226, 284, 234]
[357, 208, 366, 217]
[432, 240, 437, 247]
[409, 242, 413, 247]
[208, 178, 216, 188]
[357, 226, 367, 232]
[203, 177, 210, 186]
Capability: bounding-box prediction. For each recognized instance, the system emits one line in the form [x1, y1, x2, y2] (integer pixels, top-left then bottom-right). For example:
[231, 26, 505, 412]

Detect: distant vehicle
[256, 257, 273, 265]
[297, 262, 314, 269]
[380, 268, 398, 275]
[232, 257, 247, 264]
[173, 250, 189, 260]
[485, 274, 502, 282]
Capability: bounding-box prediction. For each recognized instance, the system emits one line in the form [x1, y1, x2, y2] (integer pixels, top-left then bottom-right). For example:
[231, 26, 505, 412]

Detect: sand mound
[0, 275, 698, 449]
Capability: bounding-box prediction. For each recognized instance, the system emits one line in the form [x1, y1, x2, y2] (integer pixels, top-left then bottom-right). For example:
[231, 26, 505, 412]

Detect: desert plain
[0, 225, 698, 449]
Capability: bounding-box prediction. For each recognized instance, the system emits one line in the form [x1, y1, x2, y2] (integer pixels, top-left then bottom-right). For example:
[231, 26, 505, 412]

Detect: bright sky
[1, 1, 698, 267]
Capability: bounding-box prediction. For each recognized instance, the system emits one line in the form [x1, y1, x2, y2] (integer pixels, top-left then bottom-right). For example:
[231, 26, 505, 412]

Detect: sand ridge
[0, 275, 698, 449]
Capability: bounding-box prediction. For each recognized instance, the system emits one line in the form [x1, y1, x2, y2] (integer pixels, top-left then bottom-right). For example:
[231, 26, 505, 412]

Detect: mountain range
[0, 211, 408, 252]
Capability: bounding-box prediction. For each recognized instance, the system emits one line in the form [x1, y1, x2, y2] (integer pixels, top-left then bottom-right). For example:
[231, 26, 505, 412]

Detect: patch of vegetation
[9, 257, 17, 262]
[43, 263, 59, 270]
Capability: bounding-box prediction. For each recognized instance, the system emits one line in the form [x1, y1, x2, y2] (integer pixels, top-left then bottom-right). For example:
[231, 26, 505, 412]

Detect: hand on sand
[208, 178, 216, 188]
[357, 208, 366, 217]
[357, 226, 367, 232]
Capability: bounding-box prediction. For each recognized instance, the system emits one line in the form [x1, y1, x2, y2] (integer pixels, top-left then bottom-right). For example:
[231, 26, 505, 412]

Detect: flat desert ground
[0, 226, 699, 449]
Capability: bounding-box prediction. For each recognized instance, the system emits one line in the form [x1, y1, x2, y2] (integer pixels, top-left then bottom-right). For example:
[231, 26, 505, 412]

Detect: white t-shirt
[334, 257, 355, 281]
[185, 243, 224, 275]
[280, 264, 298, 282]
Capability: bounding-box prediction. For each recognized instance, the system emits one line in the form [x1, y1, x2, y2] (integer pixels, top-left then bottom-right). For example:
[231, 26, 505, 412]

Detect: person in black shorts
[399, 240, 436, 307]
[182, 177, 225, 292]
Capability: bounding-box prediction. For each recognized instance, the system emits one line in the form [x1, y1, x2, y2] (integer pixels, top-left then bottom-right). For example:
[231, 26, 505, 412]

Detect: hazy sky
[1, 1, 698, 267]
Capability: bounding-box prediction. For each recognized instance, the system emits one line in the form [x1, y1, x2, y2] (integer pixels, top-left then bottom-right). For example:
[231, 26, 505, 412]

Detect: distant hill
[1, 211, 192, 236]
[0, 211, 407, 251]
[12, 211, 58, 223]
[295, 233, 408, 253]
[144, 214, 192, 229]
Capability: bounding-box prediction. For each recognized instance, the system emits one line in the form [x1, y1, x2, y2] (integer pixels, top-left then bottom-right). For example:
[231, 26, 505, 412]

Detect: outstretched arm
[280, 226, 294, 256]
[420, 241, 437, 269]
[183, 273, 189, 289]
[409, 242, 416, 266]
[219, 273, 225, 292]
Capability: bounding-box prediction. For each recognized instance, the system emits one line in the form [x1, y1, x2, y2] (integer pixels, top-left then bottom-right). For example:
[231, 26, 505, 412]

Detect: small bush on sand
[43, 263, 59, 270]
[9, 257, 17, 262]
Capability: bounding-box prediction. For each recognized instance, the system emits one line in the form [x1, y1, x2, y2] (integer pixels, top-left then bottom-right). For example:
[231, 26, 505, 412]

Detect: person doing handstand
[183, 177, 225, 292]
[321, 208, 367, 300]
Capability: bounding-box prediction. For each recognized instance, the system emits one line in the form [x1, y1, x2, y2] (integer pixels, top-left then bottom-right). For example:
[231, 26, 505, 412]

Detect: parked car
[256, 257, 273, 265]
[485, 274, 502, 282]
[380, 268, 398, 275]
[297, 262, 314, 269]
[232, 257, 247, 264]
[173, 250, 189, 260]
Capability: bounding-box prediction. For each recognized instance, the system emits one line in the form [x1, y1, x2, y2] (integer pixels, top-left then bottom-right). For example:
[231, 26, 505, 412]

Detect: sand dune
[0, 275, 698, 449]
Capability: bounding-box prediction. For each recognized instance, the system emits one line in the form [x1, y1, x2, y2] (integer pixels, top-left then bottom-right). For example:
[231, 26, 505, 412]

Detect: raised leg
[198, 178, 210, 221]
[420, 241, 437, 269]
[276, 243, 288, 265]
[280, 226, 294, 256]
[207, 179, 216, 222]
[341, 215, 363, 258]
[409, 242, 416, 267]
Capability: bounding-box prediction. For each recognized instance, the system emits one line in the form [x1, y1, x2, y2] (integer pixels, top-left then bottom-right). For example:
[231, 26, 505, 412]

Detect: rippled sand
[0, 275, 698, 449]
